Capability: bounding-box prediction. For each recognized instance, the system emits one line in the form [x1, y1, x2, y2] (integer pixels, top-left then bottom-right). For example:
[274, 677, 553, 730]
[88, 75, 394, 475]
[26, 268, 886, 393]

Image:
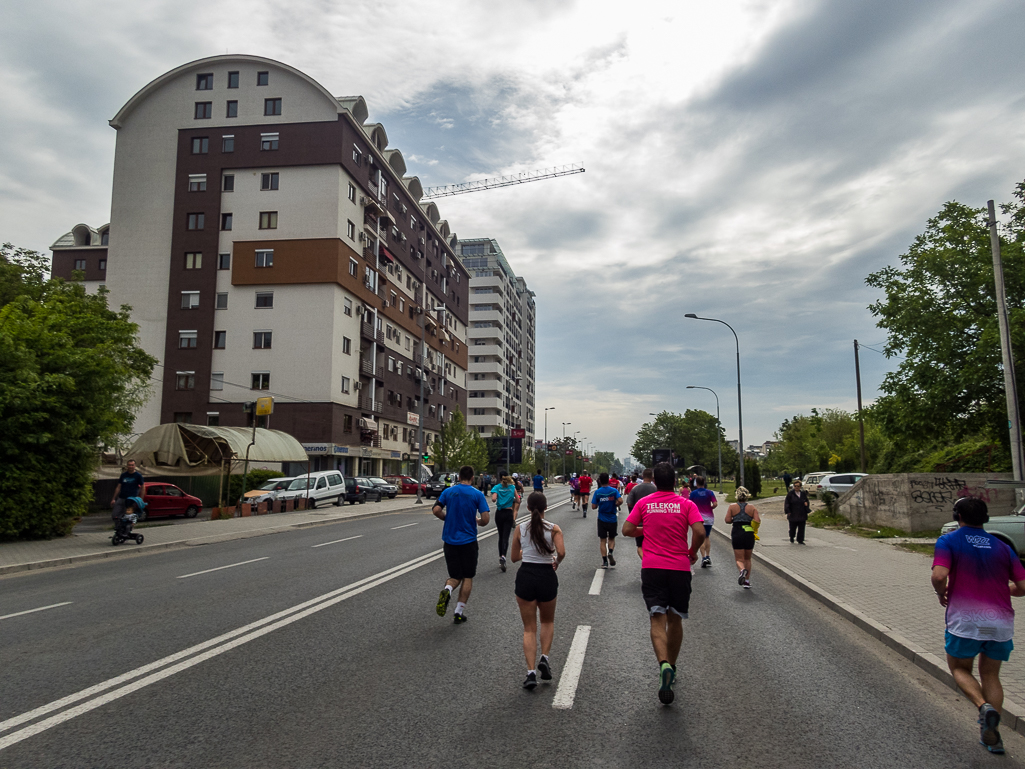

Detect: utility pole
[562, 422, 571, 479]
[854, 340, 867, 473]
[989, 200, 1024, 483]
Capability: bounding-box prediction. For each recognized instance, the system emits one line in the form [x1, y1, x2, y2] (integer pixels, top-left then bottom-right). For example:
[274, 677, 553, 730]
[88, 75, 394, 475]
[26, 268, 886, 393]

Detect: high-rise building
[455, 238, 535, 446]
[49, 55, 471, 478]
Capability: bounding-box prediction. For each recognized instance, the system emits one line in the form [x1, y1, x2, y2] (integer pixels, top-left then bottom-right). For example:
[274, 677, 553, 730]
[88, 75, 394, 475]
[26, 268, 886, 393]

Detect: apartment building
[455, 238, 536, 446]
[50, 55, 471, 477]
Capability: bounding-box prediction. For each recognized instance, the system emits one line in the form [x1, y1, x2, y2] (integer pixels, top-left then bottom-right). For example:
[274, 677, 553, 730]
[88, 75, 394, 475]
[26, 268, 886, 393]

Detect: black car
[368, 477, 398, 499]
[343, 477, 367, 505]
[355, 477, 383, 502]
[425, 472, 459, 499]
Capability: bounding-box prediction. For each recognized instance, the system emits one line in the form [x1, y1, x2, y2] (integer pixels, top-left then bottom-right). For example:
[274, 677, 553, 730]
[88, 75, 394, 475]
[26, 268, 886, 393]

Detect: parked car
[819, 473, 870, 497]
[942, 501, 1025, 563]
[242, 477, 295, 506]
[800, 472, 834, 497]
[355, 477, 383, 502]
[140, 482, 203, 520]
[276, 471, 346, 508]
[368, 477, 398, 499]
[343, 477, 367, 505]
[426, 472, 459, 499]
[385, 475, 427, 496]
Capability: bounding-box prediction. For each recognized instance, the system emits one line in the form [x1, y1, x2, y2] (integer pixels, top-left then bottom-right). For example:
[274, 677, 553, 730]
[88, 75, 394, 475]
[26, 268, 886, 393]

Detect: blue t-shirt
[490, 483, 517, 510]
[438, 484, 490, 545]
[591, 485, 621, 523]
[689, 488, 717, 524]
[533, 474, 544, 490]
[118, 471, 144, 499]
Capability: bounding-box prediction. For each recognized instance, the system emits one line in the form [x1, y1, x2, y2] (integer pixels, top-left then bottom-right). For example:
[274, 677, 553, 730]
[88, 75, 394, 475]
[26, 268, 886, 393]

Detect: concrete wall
[839, 473, 1015, 532]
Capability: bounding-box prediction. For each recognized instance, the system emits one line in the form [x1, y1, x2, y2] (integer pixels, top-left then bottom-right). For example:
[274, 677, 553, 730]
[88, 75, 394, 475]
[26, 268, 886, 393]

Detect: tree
[431, 408, 489, 473]
[630, 410, 723, 471]
[0, 244, 157, 539]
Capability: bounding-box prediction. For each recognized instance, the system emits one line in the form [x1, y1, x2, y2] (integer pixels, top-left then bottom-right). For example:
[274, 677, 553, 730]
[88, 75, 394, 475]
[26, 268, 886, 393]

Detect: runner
[591, 473, 622, 569]
[512, 491, 566, 690]
[622, 462, 705, 705]
[578, 471, 593, 518]
[490, 472, 520, 573]
[532, 468, 545, 492]
[569, 474, 580, 511]
[689, 476, 718, 568]
[724, 487, 760, 589]
[625, 475, 639, 496]
[433, 465, 491, 623]
[626, 468, 657, 560]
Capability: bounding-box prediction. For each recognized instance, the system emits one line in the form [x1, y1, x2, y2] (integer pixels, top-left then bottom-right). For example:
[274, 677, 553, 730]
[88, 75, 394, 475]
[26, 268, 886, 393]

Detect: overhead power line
[421, 164, 585, 199]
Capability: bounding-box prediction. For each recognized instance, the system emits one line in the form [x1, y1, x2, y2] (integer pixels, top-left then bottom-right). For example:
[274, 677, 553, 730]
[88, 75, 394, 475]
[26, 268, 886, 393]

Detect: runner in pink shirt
[623, 462, 705, 706]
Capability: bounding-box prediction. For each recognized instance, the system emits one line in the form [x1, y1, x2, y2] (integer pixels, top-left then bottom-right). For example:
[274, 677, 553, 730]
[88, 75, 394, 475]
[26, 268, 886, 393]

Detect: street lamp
[562, 422, 571, 479]
[685, 313, 744, 488]
[573, 431, 581, 476]
[688, 386, 723, 493]
[544, 407, 555, 480]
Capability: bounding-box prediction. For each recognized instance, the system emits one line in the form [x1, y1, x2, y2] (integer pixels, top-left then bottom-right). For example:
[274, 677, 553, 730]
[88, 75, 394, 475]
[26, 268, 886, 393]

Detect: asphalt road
[2, 487, 1022, 768]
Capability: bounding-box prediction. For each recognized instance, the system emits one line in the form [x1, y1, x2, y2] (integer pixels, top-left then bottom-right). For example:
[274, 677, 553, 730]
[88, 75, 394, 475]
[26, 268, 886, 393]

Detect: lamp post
[562, 422, 571, 479]
[687, 385, 723, 493]
[544, 407, 555, 480]
[685, 314, 744, 488]
[573, 431, 581, 476]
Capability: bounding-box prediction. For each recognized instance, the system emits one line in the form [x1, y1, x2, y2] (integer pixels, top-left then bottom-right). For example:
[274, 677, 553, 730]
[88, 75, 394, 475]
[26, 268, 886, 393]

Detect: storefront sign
[407, 412, 420, 426]
[511, 428, 526, 439]
[302, 443, 332, 455]
[332, 446, 350, 455]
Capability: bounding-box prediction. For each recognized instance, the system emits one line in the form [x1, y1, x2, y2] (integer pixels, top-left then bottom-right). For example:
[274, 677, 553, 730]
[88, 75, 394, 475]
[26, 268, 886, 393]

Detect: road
[2, 487, 1022, 767]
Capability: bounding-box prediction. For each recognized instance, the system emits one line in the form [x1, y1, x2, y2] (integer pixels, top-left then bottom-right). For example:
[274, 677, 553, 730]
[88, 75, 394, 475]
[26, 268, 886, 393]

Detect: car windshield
[259, 479, 290, 491]
[370, 477, 387, 484]
[287, 478, 315, 490]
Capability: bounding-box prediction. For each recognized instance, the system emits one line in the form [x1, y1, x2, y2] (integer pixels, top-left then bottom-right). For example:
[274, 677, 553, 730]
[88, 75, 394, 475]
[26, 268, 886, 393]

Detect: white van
[277, 471, 346, 508]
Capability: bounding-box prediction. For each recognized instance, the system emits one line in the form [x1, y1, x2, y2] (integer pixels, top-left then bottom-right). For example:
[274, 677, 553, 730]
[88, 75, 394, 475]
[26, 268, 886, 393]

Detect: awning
[123, 423, 309, 475]
[378, 245, 396, 264]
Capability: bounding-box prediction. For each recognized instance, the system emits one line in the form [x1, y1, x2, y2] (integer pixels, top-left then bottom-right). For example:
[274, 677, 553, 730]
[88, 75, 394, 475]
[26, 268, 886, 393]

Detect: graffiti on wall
[909, 477, 997, 506]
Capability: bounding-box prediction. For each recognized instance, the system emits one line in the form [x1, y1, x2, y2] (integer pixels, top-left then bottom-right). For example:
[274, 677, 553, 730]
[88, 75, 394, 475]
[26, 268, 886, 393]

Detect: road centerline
[552, 625, 591, 710]
[391, 522, 420, 530]
[0, 602, 73, 621]
[588, 569, 604, 595]
[311, 535, 363, 548]
[176, 557, 269, 579]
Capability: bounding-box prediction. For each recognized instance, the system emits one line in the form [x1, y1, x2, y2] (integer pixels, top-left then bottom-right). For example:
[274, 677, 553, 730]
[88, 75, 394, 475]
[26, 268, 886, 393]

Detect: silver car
[819, 473, 870, 497]
[941, 503, 1025, 562]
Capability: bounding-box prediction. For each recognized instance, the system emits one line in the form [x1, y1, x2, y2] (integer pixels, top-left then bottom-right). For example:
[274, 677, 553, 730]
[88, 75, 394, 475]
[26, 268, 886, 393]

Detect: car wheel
[334, 495, 342, 507]
[137, 510, 148, 522]
[308, 497, 316, 510]
[184, 505, 199, 519]
[360, 493, 366, 504]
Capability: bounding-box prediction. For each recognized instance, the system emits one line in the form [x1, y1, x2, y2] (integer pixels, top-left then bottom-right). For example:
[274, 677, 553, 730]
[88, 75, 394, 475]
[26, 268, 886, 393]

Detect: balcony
[468, 396, 503, 410]
[467, 413, 503, 427]
[360, 357, 376, 376]
[360, 433, 382, 448]
[362, 246, 376, 262]
[360, 322, 386, 345]
[359, 395, 383, 413]
[470, 361, 502, 376]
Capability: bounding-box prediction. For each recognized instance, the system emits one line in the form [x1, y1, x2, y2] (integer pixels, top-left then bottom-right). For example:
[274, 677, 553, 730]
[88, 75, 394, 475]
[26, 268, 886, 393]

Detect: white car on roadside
[819, 473, 870, 497]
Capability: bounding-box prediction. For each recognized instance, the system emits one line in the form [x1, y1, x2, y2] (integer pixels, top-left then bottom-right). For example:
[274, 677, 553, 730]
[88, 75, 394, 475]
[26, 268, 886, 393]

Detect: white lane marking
[311, 535, 363, 549]
[0, 603, 73, 621]
[588, 569, 605, 596]
[552, 625, 591, 710]
[175, 557, 269, 580]
[391, 522, 420, 530]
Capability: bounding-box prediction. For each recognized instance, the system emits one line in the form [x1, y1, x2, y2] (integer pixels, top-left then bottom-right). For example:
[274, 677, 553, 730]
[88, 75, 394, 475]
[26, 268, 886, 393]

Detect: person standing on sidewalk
[784, 480, 810, 544]
[490, 473, 520, 572]
[627, 468, 658, 560]
[512, 491, 566, 690]
[724, 487, 760, 589]
[689, 476, 718, 568]
[110, 460, 144, 520]
[591, 473, 622, 569]
[622, 462, 705, 705]
[433, 466, 491, 624]
[932, 497, 1025, 755]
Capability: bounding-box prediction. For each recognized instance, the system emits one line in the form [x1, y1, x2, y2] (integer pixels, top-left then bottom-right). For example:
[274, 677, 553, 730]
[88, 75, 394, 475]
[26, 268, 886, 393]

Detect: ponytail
[527, 491, 554, 555]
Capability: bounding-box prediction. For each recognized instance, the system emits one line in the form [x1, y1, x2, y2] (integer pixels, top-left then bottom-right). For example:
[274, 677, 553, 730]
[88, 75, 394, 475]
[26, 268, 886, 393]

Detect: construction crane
[420, 163, 584, 199]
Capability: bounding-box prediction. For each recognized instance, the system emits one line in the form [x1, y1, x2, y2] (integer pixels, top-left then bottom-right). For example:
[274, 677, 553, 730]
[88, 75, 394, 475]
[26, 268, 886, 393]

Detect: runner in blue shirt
[433, 466, 491, 623]
[532, 469, 544, 491]
[591, 473, 623, 569]
[688, 476, 718, 568]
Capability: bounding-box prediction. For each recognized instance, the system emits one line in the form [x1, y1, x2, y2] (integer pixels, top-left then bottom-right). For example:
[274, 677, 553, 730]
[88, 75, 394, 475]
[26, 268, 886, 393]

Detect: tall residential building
[455, 238, 536, 446]
[50, 55, 471, 478]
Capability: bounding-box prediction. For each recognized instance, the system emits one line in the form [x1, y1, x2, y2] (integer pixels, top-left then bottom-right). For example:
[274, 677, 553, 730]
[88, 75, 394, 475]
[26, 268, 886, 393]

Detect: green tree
[0, 244, 157, 539]
[631, 410, 723, 471]
[432, 408, 489, 473]
[742, 458, 762, 497]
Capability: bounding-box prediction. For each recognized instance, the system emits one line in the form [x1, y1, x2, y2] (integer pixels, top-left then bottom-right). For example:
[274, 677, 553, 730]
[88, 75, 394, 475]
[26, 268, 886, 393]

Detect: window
[348, 183, 356, 202]
[261, 132, 279, 150]
[181, 291, 200, 310]
[349, 258, 358, 276]
[194, 102, 212, 119]
[174, 413, 193, 424]
[207, 413, 220, 426]
[213, 330, 226, 349]
[264, 98, 282, 116]
[218, 253, 230, 270]
[176, 371, 195, 390]
[215, 292, 228, 309]
[99, 259, 107, 270]
[341, 376, 351, 394]
[221, 173, 235, 192]
[221, 213, 233, 231]
[261, 172, 279, 190]
[188, 174, 207, 192]
[255, 249, 274, 267]
[252, 372, 270, 390]
[342, 337, 351, 354]
[353, 147, 362, 165]
[344, 414, 353, 432]
[227, 71, 239, 89]
[196, 74, 213, 90]
[347, 220, 355, 240]
[255, 292, 274, 308]
[226, 100, 238, 118]
[259, 211, 278, 229]
[211, 372, 224, 391]
[222, 135, 234, 153]
[184, 252, 202, 269]
[191, 137, 209, 154]
[257, 71, 269, 86]
[253, 331, 272, 349]
[398, 297, 405, 312]
[74, 259, 86, 271]
[187, 213, 205, 230]
[343, 297, 353, 316]
[178, 330, 198, 349]
[388, 356, 395, 372]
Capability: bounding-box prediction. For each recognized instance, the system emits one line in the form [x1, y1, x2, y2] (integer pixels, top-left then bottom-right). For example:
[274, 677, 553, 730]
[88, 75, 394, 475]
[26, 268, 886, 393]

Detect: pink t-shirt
[678, 487, 691, 500]
[626, 490, 703, 571]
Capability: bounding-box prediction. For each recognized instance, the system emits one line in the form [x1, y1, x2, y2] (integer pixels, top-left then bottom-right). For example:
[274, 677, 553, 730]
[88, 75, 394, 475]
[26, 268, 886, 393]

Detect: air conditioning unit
[358, 232, 367, 242]
[354, 381, 362, 390]
[400, 233, 407, 242]
[419, 237, 425, 245]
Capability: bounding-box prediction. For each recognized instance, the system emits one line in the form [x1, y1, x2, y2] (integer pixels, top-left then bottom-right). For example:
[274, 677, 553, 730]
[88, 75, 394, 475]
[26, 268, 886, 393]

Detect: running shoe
[743, 580, 751, 589]
[537, 656, 553, 680]
[738, 568, 748, 586]
[601, 558, 609, 570]
[453, 613, 467, 624]
[983, 737, 1005, 754]
[608, 552, 616, 567]
[523, 672, 538, 690]
[500, 556, 507, 573]
[980, 704, 1001, 747]
[658, 662, 675, 705]
[436, 588, 451, 617]
[701, 557, 711, 568]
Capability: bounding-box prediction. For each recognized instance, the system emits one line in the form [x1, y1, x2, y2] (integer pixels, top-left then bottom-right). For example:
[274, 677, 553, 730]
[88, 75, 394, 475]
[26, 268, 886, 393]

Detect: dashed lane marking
[552, 625, 591, 710]
[588, 569, 605, 596]
[391, 522, 420, 530]
[176, 557, 269, 579]
[311, 535, 363, 548]
[0, 603, 73, 621]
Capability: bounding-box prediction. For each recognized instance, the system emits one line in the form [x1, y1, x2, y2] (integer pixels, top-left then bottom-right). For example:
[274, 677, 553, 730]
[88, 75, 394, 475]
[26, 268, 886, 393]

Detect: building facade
[50, 55, 471, 477]
[455, 238, 536, 446]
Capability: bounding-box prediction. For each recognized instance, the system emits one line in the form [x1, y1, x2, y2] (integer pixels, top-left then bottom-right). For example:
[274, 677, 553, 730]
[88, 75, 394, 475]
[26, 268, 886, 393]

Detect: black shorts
[597, 519, 618, 539]
[515, 562, 559, 602]
[641, 568, 692, 618]
[443, 541, 479, 580]
[731, 525, 755, 551]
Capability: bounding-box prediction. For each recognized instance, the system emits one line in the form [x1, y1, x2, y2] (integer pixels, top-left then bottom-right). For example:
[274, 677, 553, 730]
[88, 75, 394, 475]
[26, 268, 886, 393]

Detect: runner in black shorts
[626, 468, 657, 560]
[433, 466, 491, 623]
[590, 474, 622, 569]
[725, 487, 761, 589]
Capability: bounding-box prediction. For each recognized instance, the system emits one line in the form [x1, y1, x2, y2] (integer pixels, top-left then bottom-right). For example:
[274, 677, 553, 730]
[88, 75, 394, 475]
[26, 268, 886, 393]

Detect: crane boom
[421, 164, 584, 199]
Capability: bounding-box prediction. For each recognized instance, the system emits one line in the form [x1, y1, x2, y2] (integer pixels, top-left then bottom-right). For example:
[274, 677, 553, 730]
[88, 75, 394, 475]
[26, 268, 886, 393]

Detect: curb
[711, 525, 1025, 737]
[0, 503, 431, 577]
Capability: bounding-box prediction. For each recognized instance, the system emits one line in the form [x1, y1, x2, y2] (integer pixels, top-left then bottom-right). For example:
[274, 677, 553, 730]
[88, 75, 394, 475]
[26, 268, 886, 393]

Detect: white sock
[540, 654, 549, 662]
[528, 669, 536, 676]
[455, 601, 466, 615]
[444, 585, 453, 594]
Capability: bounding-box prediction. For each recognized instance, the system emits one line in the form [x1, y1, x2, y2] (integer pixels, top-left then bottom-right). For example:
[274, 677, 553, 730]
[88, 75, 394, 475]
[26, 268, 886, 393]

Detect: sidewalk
[0, 496, 432, 576]
[711, 495, 1025, 736]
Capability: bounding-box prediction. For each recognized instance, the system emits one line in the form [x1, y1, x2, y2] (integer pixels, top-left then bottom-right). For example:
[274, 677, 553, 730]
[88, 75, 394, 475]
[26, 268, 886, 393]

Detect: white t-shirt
[519, 520, 556, 564]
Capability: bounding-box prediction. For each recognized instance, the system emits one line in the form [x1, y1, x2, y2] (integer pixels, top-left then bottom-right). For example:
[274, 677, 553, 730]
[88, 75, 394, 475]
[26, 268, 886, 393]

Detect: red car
[140, 482, 203, 520]
[385, 475, 427, 496]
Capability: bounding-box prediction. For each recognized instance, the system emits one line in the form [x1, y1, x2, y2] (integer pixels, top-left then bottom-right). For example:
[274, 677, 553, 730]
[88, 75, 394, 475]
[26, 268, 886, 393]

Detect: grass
[808, 510, 941, 557]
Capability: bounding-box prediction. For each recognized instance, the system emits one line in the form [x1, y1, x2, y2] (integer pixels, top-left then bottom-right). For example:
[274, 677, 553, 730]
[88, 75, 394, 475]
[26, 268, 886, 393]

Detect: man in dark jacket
[782, 471, 792, 490]
[784, 479, 810, 544]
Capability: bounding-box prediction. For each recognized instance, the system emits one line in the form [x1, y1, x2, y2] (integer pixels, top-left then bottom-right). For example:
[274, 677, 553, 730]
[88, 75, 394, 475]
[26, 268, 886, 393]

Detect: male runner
[627, 468, 657, 559]
[689, 476, 718, 568]
[433, 465, 491, 623]
[532, 469, 544, 492]
[578, 471, 593, 518]
[623, 463, 704, 705]
[569, 474, 580, 511]
[591, 473, 622, 569]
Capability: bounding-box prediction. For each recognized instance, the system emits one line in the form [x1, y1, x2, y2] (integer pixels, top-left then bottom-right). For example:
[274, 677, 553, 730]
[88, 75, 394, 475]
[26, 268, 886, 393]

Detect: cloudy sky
[3, 0, 1025, 461]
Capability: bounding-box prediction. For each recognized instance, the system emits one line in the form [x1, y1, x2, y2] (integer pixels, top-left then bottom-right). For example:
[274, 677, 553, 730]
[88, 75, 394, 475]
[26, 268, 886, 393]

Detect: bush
[227, 469, 285, 505]
[743, 458, 762, 497]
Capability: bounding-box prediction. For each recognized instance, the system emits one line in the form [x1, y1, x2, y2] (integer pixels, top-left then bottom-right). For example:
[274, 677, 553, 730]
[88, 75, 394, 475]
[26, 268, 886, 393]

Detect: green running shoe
[436, 588, 451, 617]
[658, 662, 676, 705]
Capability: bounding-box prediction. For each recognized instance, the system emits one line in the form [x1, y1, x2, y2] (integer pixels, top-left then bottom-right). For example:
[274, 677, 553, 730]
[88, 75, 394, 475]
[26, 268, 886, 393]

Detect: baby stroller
[112, 496, 146, 546]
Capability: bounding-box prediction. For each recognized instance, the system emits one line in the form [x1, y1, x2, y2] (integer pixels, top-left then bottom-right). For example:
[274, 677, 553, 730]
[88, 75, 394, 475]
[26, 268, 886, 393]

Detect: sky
[2, 0, 1025, 462]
